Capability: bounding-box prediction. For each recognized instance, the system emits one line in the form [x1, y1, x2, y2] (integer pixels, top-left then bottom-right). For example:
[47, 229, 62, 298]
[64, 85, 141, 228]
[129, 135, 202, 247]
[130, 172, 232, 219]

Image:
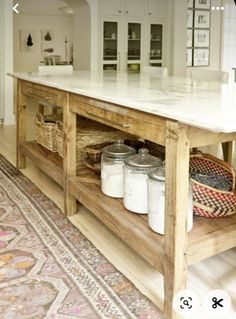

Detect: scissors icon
[180, 296, 192, 309]
[212, 297, 224, 309]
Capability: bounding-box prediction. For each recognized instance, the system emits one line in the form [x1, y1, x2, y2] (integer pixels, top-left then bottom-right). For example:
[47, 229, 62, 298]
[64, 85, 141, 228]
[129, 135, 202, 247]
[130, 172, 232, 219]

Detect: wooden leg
[38, 103, 44, 115]
[16, 80, 26, 169]
[163, 121, 189, 319]
[63, 93, 77, 216]
[222, 142, 233, 164]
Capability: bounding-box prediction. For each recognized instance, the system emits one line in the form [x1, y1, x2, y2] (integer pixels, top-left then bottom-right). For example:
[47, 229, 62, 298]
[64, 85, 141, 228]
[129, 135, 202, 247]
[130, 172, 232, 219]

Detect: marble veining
[10, 71, 236, 133]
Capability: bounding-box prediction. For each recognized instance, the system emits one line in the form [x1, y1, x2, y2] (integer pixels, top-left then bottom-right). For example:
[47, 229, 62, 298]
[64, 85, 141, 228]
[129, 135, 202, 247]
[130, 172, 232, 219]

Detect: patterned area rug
[0, 155, 162, 319]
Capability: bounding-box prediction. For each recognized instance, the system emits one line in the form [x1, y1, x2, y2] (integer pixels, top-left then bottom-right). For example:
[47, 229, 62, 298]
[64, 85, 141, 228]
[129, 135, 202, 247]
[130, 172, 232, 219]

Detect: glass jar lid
[148, 165, 165, 181]
[102, 140, 136, 159]
[124, 148, 162, 168]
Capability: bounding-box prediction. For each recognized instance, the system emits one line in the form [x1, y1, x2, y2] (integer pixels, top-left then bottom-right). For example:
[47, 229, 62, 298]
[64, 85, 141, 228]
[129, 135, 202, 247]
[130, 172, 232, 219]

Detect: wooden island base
[16, 78, 236, 319]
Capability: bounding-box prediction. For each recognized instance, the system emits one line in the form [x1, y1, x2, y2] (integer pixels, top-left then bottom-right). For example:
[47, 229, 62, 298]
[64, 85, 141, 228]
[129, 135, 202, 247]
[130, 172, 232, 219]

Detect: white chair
[38, 65, 73, 75]
[191, 70, 232, 162]
[141, 66, 168, 76]
[191, 70, 229, 83]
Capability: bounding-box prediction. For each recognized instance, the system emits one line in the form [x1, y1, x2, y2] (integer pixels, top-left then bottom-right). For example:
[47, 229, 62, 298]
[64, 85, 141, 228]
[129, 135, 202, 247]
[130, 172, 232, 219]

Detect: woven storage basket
[33, 113, 62, 152]
[56, 117, 133, 168]
[190, 153, 236, 218]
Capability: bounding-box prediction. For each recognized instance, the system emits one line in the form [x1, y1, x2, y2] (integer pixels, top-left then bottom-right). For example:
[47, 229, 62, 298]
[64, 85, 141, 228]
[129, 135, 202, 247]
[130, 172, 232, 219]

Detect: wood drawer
[21, 81, 34, 96]
[21, 81, 65, 107]
[70, 94, 166, 145]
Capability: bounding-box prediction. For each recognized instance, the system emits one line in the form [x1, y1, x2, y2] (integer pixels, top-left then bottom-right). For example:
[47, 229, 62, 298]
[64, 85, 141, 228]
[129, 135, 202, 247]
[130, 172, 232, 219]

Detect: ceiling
[14, 0, 72, 16]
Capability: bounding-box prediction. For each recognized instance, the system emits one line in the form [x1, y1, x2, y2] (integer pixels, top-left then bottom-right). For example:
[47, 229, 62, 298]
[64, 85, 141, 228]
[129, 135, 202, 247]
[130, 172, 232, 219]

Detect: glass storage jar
[124, 148, 162, 214]
[101, 140, 136, 198]
[148, 165, 193, 235]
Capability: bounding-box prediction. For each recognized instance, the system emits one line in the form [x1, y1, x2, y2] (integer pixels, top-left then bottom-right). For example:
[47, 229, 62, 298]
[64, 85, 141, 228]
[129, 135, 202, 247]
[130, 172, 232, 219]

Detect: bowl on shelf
[129, 64, 139, 71]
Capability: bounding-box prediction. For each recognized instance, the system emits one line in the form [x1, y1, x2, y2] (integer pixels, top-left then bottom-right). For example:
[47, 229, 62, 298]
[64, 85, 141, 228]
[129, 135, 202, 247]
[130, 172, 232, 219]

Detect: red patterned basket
[190, 153, 236, 218]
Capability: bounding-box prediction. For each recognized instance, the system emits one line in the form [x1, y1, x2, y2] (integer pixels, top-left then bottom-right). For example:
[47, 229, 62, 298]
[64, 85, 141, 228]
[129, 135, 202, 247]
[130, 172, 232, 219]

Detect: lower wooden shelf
[69, 176, 236, 270]
[188, 214, 236, 264]
[69, 175, 165, 273]
[21, 141, 63, 185]
[20, 141, 100, 186]
[20, 141, 236, 270]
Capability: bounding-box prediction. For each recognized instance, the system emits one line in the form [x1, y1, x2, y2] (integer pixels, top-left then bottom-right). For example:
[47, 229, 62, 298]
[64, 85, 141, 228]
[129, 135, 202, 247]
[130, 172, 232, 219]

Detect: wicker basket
[190, 153, 236, 218]
[56, 117, 133, 168]
[33, 113, 62, 152]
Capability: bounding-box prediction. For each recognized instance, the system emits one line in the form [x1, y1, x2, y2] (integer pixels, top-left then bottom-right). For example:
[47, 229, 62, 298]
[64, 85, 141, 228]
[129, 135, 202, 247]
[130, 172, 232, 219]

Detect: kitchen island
[11, 71, 236, 319]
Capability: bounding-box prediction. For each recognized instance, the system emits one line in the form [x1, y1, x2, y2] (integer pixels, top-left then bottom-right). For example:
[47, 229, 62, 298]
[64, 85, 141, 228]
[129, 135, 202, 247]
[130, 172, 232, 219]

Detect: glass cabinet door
[103, 21, 118, 71]
[149, 24, 163, 67]
[127, 22, 141, 72]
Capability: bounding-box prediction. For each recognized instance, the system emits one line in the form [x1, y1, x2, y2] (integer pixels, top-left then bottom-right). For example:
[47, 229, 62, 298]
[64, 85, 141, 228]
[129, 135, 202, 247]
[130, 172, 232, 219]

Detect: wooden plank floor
[0, 109, 236, 318]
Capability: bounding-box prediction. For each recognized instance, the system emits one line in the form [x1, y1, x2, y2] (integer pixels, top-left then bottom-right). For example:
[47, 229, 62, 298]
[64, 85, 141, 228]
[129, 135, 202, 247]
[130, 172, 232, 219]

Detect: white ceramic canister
[124, 148, 162, 214]
[148, 165, 193, 235]
[101, 140, 136, 198]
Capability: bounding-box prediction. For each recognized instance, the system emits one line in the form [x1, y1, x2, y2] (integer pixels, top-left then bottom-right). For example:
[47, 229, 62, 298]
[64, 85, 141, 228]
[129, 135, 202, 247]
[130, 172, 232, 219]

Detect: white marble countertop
[10, 71, 236, 133]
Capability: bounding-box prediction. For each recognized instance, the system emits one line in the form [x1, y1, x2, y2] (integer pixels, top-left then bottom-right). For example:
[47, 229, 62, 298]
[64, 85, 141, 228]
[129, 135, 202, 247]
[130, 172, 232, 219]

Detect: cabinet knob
[118, 10, 122, 13]
[126, 10, 129, 14]
[149, 12, 152, 15]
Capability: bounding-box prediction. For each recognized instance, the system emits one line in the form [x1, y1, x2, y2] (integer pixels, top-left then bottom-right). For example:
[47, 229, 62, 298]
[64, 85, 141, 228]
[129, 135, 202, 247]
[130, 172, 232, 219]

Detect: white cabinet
[147, 22, 164, 67]
[73, 1, 169, 73]
[147, 0, 168, 19]
[100, 0, 123, 16]
[124, 0, 145, 18]
[102, 20, 122, 70]
[101, 19, 166, 71]
[99, 0, 167, 72]
[126, 22, 143, 71]
[100, 0, 145, 17]
[102, 19, 143, 72]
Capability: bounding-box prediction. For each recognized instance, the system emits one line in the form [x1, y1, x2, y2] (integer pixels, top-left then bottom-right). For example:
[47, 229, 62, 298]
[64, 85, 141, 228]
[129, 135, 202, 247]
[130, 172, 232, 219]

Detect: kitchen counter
[11, 71, 236, 133]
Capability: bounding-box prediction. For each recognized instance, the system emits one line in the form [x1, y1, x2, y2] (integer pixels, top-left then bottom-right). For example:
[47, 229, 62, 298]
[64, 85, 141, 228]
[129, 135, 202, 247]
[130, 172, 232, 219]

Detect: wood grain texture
[188, 214, 236, 264]
[38, 103, 45, 115]
[63, 92, 77, 216]
[20, 141, 63, 185]
[189, 127, 236, 148]
[163, 121, 190, 319]
[16, 80, 26, 169]
[21, 80, 65, 107]
[70, 94, 166, 145]
[68, 177, 164, 272]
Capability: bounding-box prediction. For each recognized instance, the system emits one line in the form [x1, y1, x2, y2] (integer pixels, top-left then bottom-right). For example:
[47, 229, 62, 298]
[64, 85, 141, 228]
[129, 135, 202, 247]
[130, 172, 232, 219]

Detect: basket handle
[33, 113, 45, 125]
[55, 120, 63, 133]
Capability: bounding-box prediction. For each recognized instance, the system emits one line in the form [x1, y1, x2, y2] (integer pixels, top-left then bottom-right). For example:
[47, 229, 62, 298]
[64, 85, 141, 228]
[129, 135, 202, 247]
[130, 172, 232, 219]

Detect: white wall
[66, 0, 96, 71]
[168, 0, 188, 76]
[0, 0, 15, 125]
[73, 2, 91, 70]
[14, 14, 73, 72]
[222, 0, 236, 79]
